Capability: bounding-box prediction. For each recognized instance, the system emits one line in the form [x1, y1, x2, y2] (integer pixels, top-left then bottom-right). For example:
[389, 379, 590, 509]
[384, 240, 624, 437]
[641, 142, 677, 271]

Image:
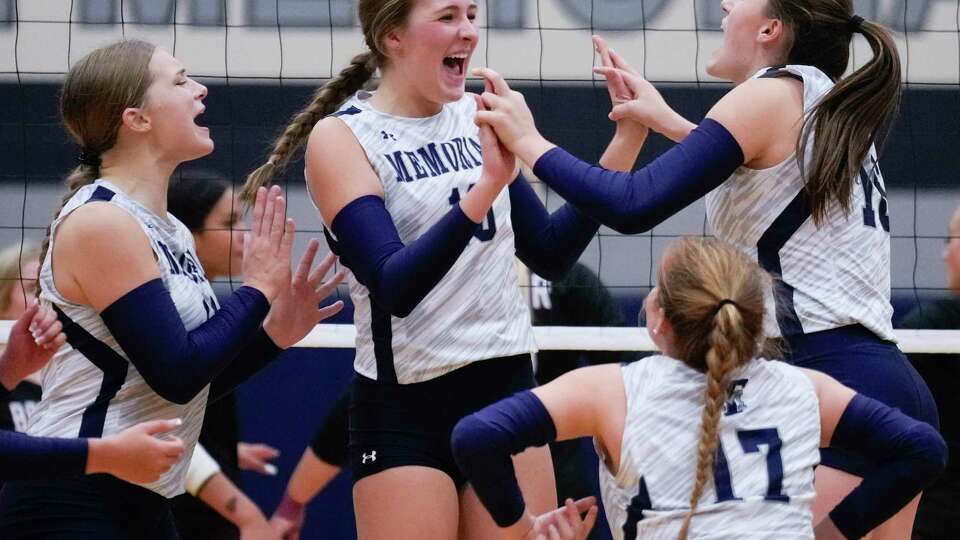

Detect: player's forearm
[287, 448, 342, 504]
[599, 123, 648, 172]
[659, 111, 697, 143]
[197, 472, 269, 529]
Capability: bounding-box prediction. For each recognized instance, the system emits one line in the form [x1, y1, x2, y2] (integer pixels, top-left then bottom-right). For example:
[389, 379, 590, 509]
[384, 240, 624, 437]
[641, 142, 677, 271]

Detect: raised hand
[87, 418, 185, 484]
[263, 240, 346, 349]
[241, 186, 296, 303]
[0, 301, 66, 390]
[476, 90, 519, 190]
[472, 67, 556, 167]
[238, 441, 280, 476]
[593, 35, 648, 141]
[593, 35, 634, 108]
[592, 56, 694, 143]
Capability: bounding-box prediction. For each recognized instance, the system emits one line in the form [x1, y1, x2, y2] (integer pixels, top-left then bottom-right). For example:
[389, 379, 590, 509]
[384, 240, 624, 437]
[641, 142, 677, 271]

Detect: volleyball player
[473, 1, 937, 536]
[453, 237, 946, 540]
[0, 40, 343, 538]
[238, 1, 632, 537]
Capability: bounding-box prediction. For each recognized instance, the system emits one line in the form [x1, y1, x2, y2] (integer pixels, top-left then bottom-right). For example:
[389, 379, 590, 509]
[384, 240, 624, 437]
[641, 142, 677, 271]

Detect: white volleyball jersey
[32, 179, 216, 497]
[324, 91, 536, 384]
[600, 356, 820, 540]
[706, 65, 893, 340]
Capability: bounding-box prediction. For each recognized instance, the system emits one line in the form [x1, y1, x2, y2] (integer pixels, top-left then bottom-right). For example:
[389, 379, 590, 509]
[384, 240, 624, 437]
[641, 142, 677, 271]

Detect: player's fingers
[581, 506, 598, 535]
[608, 46, 637, 74]
[140, 418, 183, 436]
[593, 35, 613, 67]
[44, 332, 67, 350]
[556, 503, 577, 537]
[572, 496, 597, 514]
[252, 186, 267, 237]
[315, 267, 346, 296]
[162, 437, 185, 458]
[296, 239, 320, 285]
[269, 194, 287, 248]
[22, 301, 40, 331]
[480, 91, 509, 112]
[474, 110, 501, 128]
[608, 102, 638, 123]
[251, 444, 280, 459]
[37, 305, 58, 330]
[547, 523, 561, 540]
[258, 188, 276, 241]
[279, 218, 296, 257]
[308, 251, 337, 287]
[36, 320, 63, 345]
[316, 300, 345, 321]
[470, 67, 511, 96]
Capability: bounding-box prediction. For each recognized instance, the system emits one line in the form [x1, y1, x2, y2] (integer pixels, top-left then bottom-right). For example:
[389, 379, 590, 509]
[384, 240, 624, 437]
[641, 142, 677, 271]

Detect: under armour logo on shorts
[362, 451, 377, 464]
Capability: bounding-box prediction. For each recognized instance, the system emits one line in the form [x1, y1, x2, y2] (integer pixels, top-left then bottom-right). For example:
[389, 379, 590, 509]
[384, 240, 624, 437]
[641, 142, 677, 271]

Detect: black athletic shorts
[0, 474, 178, 539]
[785, 325, 939, 476]
[349, 354, 535, 486]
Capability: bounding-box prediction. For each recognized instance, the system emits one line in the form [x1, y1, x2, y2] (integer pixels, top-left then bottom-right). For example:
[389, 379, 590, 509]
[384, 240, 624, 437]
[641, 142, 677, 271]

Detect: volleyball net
[0, 0, 958, 355]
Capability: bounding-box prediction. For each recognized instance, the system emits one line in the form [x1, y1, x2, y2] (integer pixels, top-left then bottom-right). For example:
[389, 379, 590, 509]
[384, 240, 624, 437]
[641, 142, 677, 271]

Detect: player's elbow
[605, 211, 658, 235]
[144, 377, 203, 405]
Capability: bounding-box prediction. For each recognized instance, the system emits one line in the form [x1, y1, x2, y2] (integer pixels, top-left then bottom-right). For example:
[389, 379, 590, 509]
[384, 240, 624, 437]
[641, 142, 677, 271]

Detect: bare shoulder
[706, 77, 804, 163]
[56, 202, 150, 252]
[54, 202, 160, 310]
[711, 76, 802, 118]
[305, 116, 383, 226]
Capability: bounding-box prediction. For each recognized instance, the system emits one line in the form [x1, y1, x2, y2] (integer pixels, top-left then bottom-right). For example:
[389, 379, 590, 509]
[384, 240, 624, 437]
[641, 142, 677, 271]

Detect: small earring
[651, 327, 659, 336]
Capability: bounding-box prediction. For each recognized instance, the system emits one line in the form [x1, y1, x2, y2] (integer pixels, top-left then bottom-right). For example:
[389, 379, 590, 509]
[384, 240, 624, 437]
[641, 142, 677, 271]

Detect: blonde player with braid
[453, 237, 946, 540]
[238, 1, 634, 538]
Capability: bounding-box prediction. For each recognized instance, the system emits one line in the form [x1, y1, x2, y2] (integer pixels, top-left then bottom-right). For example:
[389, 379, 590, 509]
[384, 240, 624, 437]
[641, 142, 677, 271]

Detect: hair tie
[848, 15, 865, 33]
[78, 150, 101, 168]
[714, 299, 739, 315]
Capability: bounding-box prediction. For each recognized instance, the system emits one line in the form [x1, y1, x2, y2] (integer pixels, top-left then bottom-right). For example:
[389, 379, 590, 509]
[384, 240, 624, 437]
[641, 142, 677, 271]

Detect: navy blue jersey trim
[370, 301, 398, 384]
[759, 67, 803, 82]
[332, 106, 363, 117]
[86, 185, 116, 203]
[52, 306, 129, 437]
[756, 190, 811, 336]
[622, 476, 651, 539]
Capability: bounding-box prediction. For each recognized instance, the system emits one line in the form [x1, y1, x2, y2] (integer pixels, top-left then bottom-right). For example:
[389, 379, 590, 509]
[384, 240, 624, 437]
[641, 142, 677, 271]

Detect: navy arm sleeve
[208, 328, 283, 403]
[451, 391, 557, 527]
[509, 174, 599, 280]
[100, 280, 271, 405]
[328, 195, 480, 318]
[828, 394, 947, 539]
[0, 430, 87, 480]
[531, 118, 744, 234]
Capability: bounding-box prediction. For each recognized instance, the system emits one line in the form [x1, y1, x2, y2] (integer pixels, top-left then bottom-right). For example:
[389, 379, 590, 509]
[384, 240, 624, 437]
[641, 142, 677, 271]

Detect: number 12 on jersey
[449, 185, 496, 242]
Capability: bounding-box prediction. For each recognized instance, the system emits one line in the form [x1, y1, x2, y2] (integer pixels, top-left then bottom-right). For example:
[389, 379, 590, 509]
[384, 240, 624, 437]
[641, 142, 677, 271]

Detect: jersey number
[449, 185, 496, 242]
[621, 428, 788, 539]
[861, 160, 890, 232]
[714, 427, 789, 503]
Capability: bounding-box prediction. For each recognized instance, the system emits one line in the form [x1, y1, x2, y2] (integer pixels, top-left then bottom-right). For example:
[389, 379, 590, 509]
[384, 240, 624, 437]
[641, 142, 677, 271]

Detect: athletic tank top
[323, 91, 536, 384]
[706, 65, 893, 340]
[32, 179, 216, 497]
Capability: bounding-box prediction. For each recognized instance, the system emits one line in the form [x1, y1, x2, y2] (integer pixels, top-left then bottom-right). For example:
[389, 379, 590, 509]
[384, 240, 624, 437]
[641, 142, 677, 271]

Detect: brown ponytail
[238, 52, 377, 203]
[239, 0, 417, 203]
[38, 40, 156, 271]
[655, 238, 766, 540]
[767, 0, 901, 225]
